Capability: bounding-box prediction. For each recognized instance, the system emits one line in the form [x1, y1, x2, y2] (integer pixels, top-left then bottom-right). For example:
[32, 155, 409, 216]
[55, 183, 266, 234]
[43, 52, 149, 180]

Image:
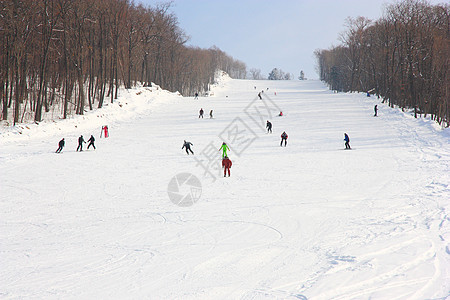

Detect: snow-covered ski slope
[1, 76, 449, 299]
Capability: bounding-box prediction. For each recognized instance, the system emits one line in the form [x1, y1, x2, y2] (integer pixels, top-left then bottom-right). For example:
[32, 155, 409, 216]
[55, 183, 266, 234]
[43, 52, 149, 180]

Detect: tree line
[0, 0, 247, 124]
[315, 0, 449, 126]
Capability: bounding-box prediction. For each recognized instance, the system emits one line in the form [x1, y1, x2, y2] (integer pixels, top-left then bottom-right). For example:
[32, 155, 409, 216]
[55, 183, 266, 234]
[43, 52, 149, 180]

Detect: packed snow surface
[1, 77, 449, 299]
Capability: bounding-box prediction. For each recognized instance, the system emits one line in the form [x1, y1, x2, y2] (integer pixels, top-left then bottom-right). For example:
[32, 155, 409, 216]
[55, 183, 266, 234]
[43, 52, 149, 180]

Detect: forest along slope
[0, 78, 449, 299]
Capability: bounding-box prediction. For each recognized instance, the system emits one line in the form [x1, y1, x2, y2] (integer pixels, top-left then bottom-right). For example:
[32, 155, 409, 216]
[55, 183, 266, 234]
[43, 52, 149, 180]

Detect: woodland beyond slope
[0, 0, 247, 124]
[315, 0, 449, 126]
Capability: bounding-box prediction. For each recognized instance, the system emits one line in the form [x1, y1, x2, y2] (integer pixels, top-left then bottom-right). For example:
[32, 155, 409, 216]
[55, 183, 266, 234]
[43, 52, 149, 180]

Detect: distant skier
[222, 156, 232, 177]
[266, 120, 272, 133]
[366, 92, 371, 97]
[258, 92, 262, 100]
[87, 135, 96, 150]
[374, 105, 378, 117]
[77, 135, 86, 152]
[182, 140, 194, 155]
[344, 133, 351, 149]
[199, 108, 204, 118]
[278, 111, 283, 116]
[219, 142, 230, 158]
[101, 125, 109, 138]
[194, 92, 199, 99]
[210, 109, 213, 118]
[56, 138, 65, 153]
[280, 131, 288, 147]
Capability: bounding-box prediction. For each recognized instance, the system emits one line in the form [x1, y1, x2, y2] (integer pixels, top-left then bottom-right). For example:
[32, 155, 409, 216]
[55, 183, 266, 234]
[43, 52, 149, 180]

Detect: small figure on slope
[266, 120, 272, 133]
[219, 142, 230, 158]
[182, 140, 194, 155]
[56, 138, 65, 153]
[199, 108, 204, 118]
[374, 105, 378, 117]
[344, 133, 351, 149]
[280, 131, 288, 147]
[210, 109, 213, 119]
[87, 135, 96, 150]
[258, 92, 262, 100]
[101, 125, 109, 138]
[77, 135, 86, 152]
[222, 156, 232, 177]
[194, 92, 199, 99]
[278, 111, 283, 116]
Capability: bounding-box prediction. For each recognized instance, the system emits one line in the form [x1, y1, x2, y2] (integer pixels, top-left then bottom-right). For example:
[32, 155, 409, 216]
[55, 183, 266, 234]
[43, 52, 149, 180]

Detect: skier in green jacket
[219, 142, 230, 158]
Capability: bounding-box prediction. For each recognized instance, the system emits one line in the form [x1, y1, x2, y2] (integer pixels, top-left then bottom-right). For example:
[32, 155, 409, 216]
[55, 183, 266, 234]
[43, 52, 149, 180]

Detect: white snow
[1, 75, 449, 299]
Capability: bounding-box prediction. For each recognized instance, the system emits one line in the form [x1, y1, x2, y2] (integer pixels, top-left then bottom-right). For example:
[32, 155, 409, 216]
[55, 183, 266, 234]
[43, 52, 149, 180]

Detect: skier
[77, 135, 86, 152]
[194, 92, 199, 99]
[101, 125, 109, 138]
[56, 138, 65, 153]
[219, 142, 230, 158]
[344, 133, 351, 149]
[278, 111, 283, 116]
[210, 109, 213, 118]
[280, 131, 288, 147]
[222, 156, 232, 177]
[182, 140, 194, 155]
[199, 108, 204, 118]
[266, 120, 272, 133]
[374, 105, 378, 117]
[366, 92, 371, 97]
[87, 135, 96, 150]
[258, 92, 262, 100]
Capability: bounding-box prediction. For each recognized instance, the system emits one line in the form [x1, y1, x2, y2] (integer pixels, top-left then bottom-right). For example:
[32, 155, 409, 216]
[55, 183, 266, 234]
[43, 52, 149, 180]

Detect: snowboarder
[77, 135, 86, 152]
[344, 133, 351, 149]
[194, 92, 199, 99]
[87, 135, 96, 150]
[199, 108, 204, 118]
[219, 142, 230, 158]
[278, 111, 283, 116]
[182, 140, 194, 155]
[210, 110, 213, 118]
[222, 156, 232, 177]
[266, 120, 272, 133]
[374, 105, 378, 117]
[366, 92, 371, 97]
[56, 138, 65, 153]
[280, 131, 288, 147]
[258, 92, 262, 100]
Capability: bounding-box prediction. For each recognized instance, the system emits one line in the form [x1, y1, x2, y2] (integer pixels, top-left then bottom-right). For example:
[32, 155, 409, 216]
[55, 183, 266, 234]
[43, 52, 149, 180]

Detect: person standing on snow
[344, 133, 351, 149]
[199, 108, 204, 118]
[87, 135, 96, 150]
[56, 138, 65, 153]
[194, 92, 199, 99]
[182, 140, 194, 155]
[266, 120, 272, 133]
[280, 131, 288, 147]
[77, 135, 86, 152]
[210, 110, 213, 118]
[374, 105, 378, 117]
[258, 92, 262, 100]
[219, 142, 230, 158]
[222, 156, 232, 177]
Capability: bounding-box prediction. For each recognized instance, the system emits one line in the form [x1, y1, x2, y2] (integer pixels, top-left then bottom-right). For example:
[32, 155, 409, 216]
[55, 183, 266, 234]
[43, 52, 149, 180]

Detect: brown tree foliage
[0, 0, 246, 124]
[315, 0, 449, 126]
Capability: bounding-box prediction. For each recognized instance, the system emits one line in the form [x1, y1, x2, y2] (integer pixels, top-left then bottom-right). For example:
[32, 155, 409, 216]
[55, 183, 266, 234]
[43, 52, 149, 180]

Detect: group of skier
[199, 108, 213, 119]
[55, 134, 96, 153]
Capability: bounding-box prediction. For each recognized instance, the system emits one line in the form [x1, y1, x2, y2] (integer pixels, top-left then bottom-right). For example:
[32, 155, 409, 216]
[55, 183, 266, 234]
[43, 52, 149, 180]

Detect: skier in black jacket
[182, 140, 194, 155]
[87, 135, 96, 150]
[56, 138, 65, 153]
[266, 120, 272, 133]
[77, 135, 86, 152]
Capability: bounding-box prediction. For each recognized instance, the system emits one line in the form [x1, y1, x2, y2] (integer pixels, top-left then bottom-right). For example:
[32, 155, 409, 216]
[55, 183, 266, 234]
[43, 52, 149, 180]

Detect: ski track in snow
[1, 77, 449, 299]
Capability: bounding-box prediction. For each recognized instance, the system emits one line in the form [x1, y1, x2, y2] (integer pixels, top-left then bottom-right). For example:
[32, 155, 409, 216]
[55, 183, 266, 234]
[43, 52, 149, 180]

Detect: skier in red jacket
[222, 156, 232, 177]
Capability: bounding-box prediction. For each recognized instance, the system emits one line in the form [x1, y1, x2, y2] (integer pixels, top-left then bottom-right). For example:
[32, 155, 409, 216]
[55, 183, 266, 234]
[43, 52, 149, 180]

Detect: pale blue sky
[138, 0, 444, 79]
